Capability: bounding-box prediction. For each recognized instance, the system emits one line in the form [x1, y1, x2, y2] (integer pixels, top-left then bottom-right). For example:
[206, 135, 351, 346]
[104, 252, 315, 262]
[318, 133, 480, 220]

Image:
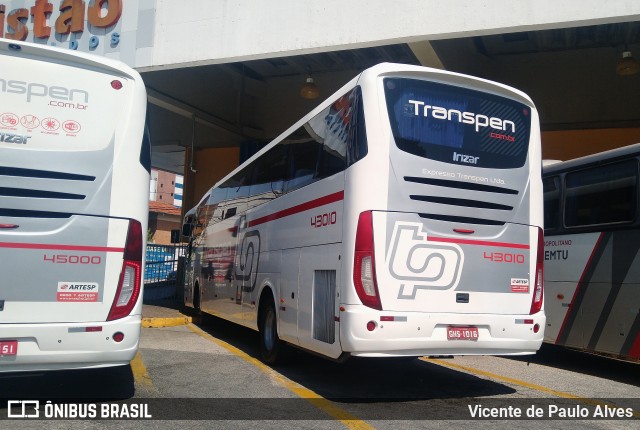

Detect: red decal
[0, 242, 123, 252]
[483, 251, 526, 264]
[248, 191, 344, 227]
[628, 333, 640, 359]
[57, 292, 98, 302]
[555, 232, 605, 344]
[310, 211, 337, 228]
[430, 236, 529, 250]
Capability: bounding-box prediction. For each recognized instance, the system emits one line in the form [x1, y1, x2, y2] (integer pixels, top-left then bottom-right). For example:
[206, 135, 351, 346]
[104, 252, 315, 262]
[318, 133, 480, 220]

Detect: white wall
[4, 1, 639, 70]
[148, 0, 640, 70]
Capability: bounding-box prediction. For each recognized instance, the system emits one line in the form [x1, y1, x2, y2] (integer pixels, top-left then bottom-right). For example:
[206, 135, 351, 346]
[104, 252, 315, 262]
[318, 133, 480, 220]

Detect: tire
[193, 283, 201, 314]
[259, 296, 289, 365]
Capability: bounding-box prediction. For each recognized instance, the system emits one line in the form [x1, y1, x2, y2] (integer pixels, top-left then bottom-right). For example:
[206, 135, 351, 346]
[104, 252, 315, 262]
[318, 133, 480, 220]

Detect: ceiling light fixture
[616, 50, 640, 76]
[300, 74, 319, 99]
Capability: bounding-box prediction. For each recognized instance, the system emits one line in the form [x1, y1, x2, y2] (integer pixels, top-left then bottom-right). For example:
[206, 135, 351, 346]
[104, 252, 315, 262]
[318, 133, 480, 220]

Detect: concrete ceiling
[141, 21, 640, 174]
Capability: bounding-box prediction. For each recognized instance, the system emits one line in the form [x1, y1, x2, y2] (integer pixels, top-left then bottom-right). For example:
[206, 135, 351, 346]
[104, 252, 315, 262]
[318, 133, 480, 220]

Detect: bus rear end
[342, 65, 544, 357]
[0, 41, 149, 372]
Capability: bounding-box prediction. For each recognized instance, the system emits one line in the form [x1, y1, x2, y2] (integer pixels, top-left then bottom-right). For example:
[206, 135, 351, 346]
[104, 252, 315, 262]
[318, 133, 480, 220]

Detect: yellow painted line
[130, 351, 159, 394]
[141, 316, 192, 328]
[421, 357, 640, 417]
[187, 323, 375, 430]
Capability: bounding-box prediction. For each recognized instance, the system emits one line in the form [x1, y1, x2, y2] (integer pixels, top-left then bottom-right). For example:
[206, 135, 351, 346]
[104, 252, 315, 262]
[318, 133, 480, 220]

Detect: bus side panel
[297, 243, 342, 359]
[279, 248, 300, 345]
[547, 231, 640, 358]
[0, 216, 129, 324]
[544, 233, 603, 344]
[371, 211, 537, 315]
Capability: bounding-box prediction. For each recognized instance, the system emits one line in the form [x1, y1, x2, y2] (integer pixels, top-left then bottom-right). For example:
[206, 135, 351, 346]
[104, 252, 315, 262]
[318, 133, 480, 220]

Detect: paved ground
[141, 298, 195, 328]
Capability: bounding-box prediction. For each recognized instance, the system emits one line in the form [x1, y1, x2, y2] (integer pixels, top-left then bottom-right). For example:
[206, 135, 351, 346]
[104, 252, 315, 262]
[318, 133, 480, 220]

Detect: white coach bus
[543, 144, 640, 360]
[183, 63, 545, 364]
[0, 40, 149, 371]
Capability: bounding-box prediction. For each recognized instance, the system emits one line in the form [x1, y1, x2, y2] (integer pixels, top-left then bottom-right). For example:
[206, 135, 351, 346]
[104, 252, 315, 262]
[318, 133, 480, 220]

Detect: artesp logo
[386, 222, 464, 299]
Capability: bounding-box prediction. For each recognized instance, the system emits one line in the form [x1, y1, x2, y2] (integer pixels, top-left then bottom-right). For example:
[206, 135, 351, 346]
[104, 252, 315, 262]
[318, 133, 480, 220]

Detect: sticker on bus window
[510, 278, 529, 293]
[57, 282, 99, 302]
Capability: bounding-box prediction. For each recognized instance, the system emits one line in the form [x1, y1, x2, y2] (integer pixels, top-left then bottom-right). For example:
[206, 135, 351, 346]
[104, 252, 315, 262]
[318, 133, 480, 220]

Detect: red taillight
[353, 211, 382, 310]
[108, 220, 143, 321]
[530, 227, 544, 315]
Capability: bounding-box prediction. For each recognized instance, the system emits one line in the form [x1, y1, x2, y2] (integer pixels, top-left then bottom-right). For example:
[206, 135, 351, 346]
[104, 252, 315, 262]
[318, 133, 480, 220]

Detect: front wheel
[259, 297, 289, 365]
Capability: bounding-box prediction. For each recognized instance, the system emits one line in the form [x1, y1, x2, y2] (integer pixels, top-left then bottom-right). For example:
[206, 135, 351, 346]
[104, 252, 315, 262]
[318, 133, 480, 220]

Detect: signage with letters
[0, 0, 122, 51]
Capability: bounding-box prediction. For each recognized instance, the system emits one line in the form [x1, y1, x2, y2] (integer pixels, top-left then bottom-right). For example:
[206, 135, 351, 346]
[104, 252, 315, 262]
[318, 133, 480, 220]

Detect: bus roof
[543, 142, 640, 175]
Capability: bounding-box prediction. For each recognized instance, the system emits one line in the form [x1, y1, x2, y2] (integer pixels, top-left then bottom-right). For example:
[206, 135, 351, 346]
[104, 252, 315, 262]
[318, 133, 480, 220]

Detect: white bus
[0, 40, 149, 372]
[543, 143, 640, 360]
[183, 63, 545, 364]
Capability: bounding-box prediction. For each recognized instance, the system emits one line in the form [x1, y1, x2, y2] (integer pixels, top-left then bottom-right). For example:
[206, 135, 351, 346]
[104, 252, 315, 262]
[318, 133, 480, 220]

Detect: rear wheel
[259, 296, 289, 365]
[193, 283, 201, 314]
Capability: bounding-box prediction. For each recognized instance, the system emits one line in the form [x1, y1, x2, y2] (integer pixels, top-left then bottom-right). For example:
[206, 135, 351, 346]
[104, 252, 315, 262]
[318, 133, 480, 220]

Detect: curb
[141, 316, 193, 328]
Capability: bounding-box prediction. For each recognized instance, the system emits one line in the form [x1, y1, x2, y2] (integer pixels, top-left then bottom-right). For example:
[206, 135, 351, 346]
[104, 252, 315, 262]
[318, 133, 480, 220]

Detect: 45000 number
[43, 254, 102, 264]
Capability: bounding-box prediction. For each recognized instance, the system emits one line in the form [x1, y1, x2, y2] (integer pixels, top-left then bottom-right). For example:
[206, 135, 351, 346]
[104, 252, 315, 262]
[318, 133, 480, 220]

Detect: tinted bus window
[384, 78, 531, 169]
[543, 176, 560, 230]
[564, 160, 638, 227]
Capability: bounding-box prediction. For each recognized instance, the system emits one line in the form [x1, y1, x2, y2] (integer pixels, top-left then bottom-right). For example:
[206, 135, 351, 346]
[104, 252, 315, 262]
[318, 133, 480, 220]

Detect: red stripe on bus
[0, 242, 124, 252]
[554, 232, 605, 344]
[428, 237, 530, 250]
[247, 191, 344, 227]
[628, 333, 640, 359]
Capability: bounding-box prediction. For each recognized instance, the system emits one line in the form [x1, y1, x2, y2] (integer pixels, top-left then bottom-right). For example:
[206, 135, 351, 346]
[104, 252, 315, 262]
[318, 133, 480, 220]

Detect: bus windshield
[384, 77, 531, 169]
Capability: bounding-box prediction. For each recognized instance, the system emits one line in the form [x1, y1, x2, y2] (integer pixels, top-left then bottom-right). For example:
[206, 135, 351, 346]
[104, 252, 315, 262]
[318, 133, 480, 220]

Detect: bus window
[543, 176, 560, 230]
[564, 160, 638, 227]
[384, 78, 531, 169]
[285, 137, 321, 192]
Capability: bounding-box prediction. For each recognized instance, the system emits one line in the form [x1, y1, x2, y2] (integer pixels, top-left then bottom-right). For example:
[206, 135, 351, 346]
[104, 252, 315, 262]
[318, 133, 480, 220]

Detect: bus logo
[235, 230, 260, 292]
[386, 222, 464, 299]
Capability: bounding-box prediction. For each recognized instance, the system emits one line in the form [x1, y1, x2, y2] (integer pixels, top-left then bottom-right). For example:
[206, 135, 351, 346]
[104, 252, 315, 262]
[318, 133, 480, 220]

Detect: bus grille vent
[313, 270, 336, 344]
[404, 176, 518, 195]
[419, 213, 506, 226]
[410, 195, 513, 211]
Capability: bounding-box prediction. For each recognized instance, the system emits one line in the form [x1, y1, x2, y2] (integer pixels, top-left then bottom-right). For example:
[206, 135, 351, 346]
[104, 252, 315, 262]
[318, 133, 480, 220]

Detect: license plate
[447, 326, 479, 341]
[0, 340, 18, 356]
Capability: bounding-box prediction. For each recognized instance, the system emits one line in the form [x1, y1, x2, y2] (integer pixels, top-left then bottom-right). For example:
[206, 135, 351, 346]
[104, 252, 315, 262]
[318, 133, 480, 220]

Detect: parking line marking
[130, 351, 158, 394]
[186, 323, 375, 429]
[421, 357, 640, 417]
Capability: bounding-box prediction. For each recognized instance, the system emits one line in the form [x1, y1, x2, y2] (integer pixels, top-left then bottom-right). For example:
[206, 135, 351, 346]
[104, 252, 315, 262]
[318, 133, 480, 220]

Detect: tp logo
[386, 222, 464, 299]
[235, 228, 260, 292]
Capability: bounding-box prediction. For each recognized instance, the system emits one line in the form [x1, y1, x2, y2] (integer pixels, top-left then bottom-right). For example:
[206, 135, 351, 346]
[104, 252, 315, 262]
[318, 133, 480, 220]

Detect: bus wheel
[259, 297, 289, 365]
[193, 283, 201, 314]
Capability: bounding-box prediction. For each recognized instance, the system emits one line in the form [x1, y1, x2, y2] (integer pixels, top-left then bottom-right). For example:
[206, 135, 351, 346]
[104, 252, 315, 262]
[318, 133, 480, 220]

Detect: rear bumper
[0, 316, 141, 373]
[339, 305, 545, 357]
